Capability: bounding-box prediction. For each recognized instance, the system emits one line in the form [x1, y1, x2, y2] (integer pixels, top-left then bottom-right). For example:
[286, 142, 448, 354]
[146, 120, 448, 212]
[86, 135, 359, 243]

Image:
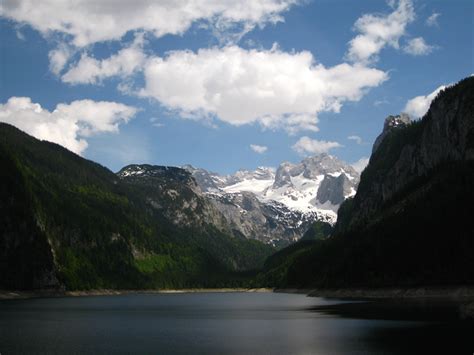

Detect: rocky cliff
[336, 77, 474, 235]
[264, 76, 474, 288]
[185, 154, 359, 246]
[372, 113, 412, 153]
[117, 165, 231, 233]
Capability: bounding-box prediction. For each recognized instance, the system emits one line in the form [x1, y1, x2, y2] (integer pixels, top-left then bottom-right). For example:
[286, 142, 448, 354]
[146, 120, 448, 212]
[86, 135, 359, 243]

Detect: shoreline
[0, 288, 274, 300]
[2, 286, 474, 301]
[304, 286, 474, 300]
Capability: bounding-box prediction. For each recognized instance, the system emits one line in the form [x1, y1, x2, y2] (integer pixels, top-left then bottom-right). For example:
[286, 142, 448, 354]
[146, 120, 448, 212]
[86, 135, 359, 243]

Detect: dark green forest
[256, 77, 474, 289]
[0, 123, 273, 290]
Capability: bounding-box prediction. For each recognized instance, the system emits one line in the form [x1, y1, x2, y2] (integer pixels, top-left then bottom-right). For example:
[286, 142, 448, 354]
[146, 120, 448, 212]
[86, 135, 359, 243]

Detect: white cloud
[292, 136, 342, 155]
[139, 46, 388, 133]
[346, 0, 415, 64]
[62, 35, 146, 84]
[250, 144, 268, 154]
[426, 13, 440, 27]
[0, 0, 298, 47]
[404, 84, 447, 118]
[0, 97, 137, 155]
[48, 45, 73, 75]
[403, 37, 435, 56]
[352, 157, 370, 173]
[347, 135, 363, 145]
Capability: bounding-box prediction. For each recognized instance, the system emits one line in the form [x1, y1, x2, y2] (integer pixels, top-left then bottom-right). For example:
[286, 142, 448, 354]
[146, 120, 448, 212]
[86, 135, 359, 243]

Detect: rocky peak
[372, 113, 412, 153]
[185, 153, 360, 244]
[273, 154, 358, 190]
[232, 166, 275, 183]
[182, 165, 220, 192]
[316, 173, 354, 206]
[337, 76, 474, 234]
[302, 153, 357, 179]
[118, 164, 200, 192]
[253, 166, 276, 180]
[384, 113, 411, 129]
[273, 162, 296, 189]
[119, 164, 189, 178]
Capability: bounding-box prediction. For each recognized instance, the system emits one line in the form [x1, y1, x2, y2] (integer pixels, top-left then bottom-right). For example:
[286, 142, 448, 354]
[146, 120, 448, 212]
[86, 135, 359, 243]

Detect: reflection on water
[310, 298, 474, 354]
[0, 292, 472, 354]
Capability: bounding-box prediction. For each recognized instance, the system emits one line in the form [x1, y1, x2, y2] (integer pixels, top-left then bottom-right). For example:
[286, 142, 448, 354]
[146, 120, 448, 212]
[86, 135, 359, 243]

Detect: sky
[0, 0, 473, 174]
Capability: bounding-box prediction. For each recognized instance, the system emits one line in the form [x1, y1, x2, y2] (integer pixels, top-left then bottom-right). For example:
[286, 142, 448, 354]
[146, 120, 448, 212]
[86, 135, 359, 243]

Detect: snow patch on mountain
[223, 177, 274, 195]
[185, 153, 359, 226]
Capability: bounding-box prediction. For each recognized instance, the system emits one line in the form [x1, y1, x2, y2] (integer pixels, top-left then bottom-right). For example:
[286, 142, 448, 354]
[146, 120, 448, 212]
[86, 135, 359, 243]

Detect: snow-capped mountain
[184, 153, 360, 246]
[183, 165, 275, 194]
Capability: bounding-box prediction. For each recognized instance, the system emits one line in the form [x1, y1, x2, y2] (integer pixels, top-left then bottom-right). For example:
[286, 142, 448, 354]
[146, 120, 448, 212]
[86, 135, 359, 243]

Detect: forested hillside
[258, 77, 474, 289]
[0, 123, 273, 290]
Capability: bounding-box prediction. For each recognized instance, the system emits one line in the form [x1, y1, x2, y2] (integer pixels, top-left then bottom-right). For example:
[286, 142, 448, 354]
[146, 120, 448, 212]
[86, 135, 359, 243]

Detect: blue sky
[1, 0, 472, 174]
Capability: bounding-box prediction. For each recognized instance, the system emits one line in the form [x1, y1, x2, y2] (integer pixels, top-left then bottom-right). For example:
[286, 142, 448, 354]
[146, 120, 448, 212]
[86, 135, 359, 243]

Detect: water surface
[0, 292, 472, 354]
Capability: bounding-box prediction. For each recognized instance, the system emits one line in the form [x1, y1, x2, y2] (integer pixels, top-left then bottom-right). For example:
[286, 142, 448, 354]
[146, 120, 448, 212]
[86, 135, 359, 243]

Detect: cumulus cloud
[292, 136, 342, 155]
[352, 157, 370, 173]
[0, 97, 137, 154]
[0, 0, 298, 47]
[250, 144, 268, 154]
[346, 0, 415, 64]
[404, 84, 447, 118]
[139, 46, 388, 133]
[62, 35, 147, 84]
[426, 13, 440, 27]
[403, 37, 435, 56]
[347, 135, 363, 145]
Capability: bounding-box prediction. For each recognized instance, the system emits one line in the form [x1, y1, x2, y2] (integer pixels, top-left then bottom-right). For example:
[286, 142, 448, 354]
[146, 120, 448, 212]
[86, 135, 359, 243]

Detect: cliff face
[372, 113, 412, 154]
[336, 77, 474, 235]
[316, 173, 354, 206]
[117, 165, 231, 234]
[208, 191, 320, 247]
[185, 154, 359, 245]
[274, 77, 474, 289]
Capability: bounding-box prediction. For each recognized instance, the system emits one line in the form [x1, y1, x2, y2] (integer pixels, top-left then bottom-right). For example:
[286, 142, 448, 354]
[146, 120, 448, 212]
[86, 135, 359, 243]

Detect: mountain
[185, 154, 359, 246]
[0, 123, 273, 290]
[117, 164, 230, 233]
[372, 113, 411, 153]
[259, 76, 474, 288]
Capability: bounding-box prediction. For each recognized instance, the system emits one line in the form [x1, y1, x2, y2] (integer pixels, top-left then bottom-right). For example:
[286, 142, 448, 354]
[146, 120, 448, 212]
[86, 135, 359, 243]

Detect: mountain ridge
[184, 153, 359, 246]
[0, 123, 274, 290]
[259, 76, 474, 288]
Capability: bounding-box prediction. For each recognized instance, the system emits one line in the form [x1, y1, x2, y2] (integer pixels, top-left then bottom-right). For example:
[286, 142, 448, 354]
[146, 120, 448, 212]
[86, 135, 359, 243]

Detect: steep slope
[261, 76, 474, 288]
[372, 113, 411, 153]
[254, 221, 332, 286]
[208, 192, 321, 247]
[185, 154, 359, 246]
[0, 123, 273, 290]
[117, 164, 230, 233]
[336, 77, 474, 236]
[116, 164, 273, 272]
[265, 154, 358, 215]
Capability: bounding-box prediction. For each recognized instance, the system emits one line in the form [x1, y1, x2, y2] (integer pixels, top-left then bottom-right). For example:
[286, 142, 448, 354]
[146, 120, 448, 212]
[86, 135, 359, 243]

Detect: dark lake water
[1, 292, 473, 354]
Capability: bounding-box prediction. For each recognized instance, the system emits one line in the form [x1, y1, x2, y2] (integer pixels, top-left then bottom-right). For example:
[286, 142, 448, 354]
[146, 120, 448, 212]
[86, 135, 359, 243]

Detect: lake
[0, 292, 472, 354]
